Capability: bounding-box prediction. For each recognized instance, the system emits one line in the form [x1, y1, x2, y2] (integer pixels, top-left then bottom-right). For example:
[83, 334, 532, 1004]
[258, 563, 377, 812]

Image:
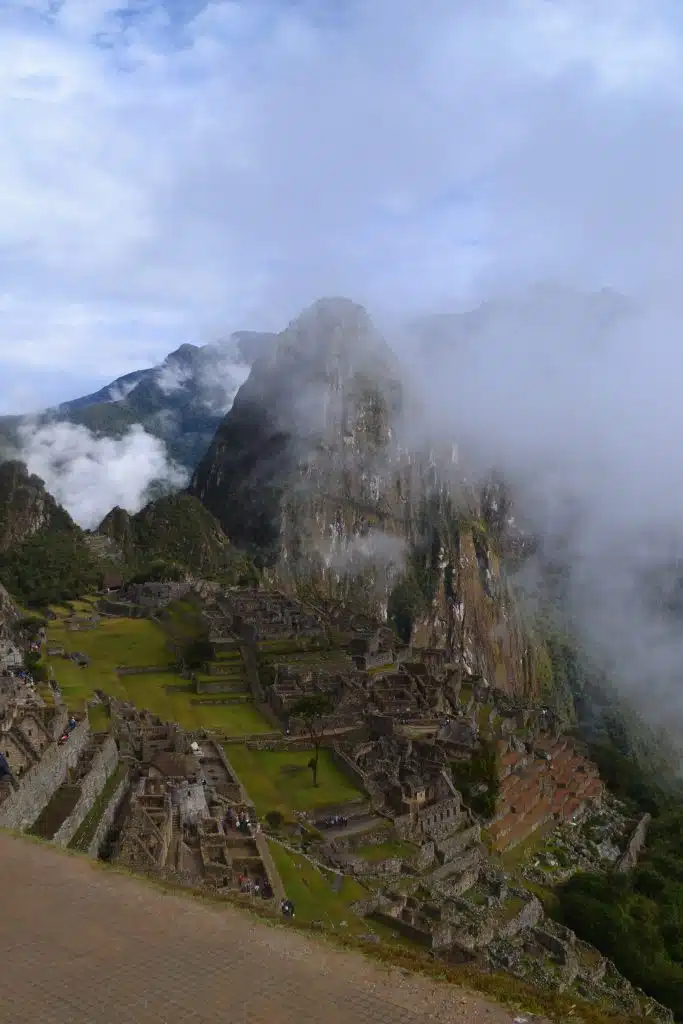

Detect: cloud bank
[405, 286, 683, 736]
[3, 0, 683, 407]
[17, 420, 187, 529]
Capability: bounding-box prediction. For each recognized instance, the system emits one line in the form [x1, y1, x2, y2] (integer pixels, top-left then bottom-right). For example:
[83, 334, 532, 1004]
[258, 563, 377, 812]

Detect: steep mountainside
[190, 297, 548, 697]
[97, 494, 231, 574]
[0, 581, 20, 671]
[0, 332, 276, 475]
[0, 462, 104, 606]
[0, 460, 75, 554]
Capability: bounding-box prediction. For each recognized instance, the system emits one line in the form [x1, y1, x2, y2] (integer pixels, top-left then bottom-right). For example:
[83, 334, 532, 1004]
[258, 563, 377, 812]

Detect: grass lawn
[42, 616, 272, 736]
[88, 703, 111, 733]
[268, 841, 370, 935]
[114, 673, 271, 734]
[48, 604, 73, 618]
[47, 616, 172, 669]
[354, 839, 417, 863]
[226, 747, 362, 817]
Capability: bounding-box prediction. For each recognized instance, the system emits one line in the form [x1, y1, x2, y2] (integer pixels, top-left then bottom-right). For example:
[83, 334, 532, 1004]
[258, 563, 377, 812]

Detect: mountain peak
[164, 343, 201, 366]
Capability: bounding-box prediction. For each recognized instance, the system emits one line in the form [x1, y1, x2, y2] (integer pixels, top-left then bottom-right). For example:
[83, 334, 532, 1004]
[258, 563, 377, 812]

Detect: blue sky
[2, 0, 683, 412]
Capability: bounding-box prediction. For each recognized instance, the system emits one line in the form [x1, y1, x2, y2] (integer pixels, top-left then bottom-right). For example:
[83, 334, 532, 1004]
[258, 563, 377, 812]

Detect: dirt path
[0, 831, 546, 1023]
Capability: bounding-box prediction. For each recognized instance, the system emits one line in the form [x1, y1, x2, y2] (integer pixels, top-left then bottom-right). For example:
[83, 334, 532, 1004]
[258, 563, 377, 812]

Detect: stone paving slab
[0, 831, 524, 1023]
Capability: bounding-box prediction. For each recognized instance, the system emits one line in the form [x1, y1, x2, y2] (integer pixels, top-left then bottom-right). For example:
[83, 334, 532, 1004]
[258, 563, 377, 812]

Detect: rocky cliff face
[190, 298, 545, 696]
[0, 581, 20, 671]
[0, 460, 76, 554]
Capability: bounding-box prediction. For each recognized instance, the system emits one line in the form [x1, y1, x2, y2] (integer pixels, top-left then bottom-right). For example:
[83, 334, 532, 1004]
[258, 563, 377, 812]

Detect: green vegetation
[69, 764, 128, 852]
[225, 746, 361, 817]
[100, 493, 236, 576]
[88, 704, 111, 733]
[451, 737, 500, 818]
[42, 614, 270, 734]
[553, 753, 683, 1019]
[354, 839, 417, 863]
[267, 840, 370, 934]
[0, 528, 104, 606]
[289, 693, 334, 786]
[387, 493, 464, 643]
[161, 595, 208, 659]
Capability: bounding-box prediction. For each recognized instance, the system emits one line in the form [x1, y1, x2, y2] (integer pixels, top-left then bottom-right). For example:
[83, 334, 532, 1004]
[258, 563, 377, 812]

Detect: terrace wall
[0, 717, 90, 832]
[86, 769, 130, 857]
[52, 735, 119, 847]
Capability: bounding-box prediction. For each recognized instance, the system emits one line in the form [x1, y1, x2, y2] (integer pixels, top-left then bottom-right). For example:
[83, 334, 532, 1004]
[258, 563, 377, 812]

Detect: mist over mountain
[0, 332, 274, 529]
[6, 280, 683, 749]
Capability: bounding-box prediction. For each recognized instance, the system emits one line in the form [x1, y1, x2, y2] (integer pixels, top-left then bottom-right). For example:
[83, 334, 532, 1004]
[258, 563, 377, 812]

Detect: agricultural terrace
[41, 604, 271, 735]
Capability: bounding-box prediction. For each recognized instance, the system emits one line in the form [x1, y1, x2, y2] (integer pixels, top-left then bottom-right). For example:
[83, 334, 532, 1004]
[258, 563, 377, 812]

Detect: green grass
[367, 662, 396, 676]
[69, 596, 100, 613]
[115, 673, 270, 734]
[354, 839, 417, 863]
[48, 604, 73, 618]
[88, 704, 111, 733]
[47, 616, 171, 668]
[43, 616, 272, 735]
[268, 841, 370, 935]
[225, 747, 362, 817]
[69, 764, 127, 852]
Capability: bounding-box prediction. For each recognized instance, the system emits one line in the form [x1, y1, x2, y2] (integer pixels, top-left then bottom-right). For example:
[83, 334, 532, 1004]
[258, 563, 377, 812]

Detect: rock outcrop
[0, 460, 76, 554]
[189, 298, 546, 696]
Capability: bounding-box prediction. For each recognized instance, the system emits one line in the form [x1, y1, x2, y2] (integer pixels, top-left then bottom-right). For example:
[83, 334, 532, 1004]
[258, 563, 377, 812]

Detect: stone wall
[330, 744, 369, 795]
[86, 769, 129, 857]
[195, 679, 246, 694]
[245, 736, 323, 752]
[52, 735, 119, 847]
[616, 813, 652, 874]
[190, 696, 252, 707]
[117, 665, 174, 676]
[0, 717, 90, 831]
[498, 894, 543, 939]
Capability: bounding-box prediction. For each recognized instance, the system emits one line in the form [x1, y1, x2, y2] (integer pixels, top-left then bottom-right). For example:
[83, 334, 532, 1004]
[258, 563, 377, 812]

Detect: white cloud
[2, 0, 683, 408]
[17, 419, 187, 527]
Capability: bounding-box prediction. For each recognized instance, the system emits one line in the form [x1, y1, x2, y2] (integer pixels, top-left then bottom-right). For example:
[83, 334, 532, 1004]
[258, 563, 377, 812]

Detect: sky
[3, 0, 683, 411]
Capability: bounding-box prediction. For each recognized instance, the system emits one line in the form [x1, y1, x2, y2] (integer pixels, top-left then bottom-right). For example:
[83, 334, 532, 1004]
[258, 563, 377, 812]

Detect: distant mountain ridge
[0, 331, 277, 475]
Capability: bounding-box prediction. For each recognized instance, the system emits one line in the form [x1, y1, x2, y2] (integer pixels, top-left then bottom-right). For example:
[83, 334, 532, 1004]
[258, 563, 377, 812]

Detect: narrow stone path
[0, 831, 537, 1023]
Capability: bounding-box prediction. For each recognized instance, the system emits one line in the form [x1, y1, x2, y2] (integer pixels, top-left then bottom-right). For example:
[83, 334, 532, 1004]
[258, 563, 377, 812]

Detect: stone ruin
[0, 698, 121, 850]
[107, 699, 277, 899]
[489, 735, 604, 853]
[267, 663, 366, 732]
[99, 581, 191, 618]
[312, 726, 670, 1021]
[0, 699, 64, 786]
[217, 587, 324, 642]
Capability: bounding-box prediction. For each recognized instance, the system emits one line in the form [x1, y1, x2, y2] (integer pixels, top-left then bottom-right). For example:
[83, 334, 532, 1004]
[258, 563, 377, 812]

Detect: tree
[290, 694, 333, 787]
[182, 637, 215, 670]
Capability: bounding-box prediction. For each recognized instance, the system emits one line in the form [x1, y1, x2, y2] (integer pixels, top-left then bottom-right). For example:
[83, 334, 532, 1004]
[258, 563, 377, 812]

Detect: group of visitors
[320, 814, 348, 829]
[224, 806, 261, 836]
[280, 898, 295, 919]
[238, 874, 273, 899]
[57, 716, 78, 746]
